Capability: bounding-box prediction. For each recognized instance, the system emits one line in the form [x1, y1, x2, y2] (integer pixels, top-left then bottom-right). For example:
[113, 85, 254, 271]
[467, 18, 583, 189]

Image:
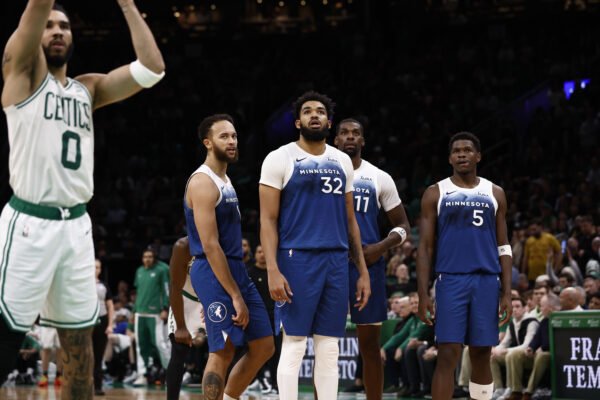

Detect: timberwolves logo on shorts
[207, 302, 227, 323]
[275, 301, 286, 308]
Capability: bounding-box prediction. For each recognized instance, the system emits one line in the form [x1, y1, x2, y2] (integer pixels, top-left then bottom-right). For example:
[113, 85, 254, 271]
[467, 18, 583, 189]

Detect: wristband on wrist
[129, 59, 165, 88]
[389, 227, 407, 245]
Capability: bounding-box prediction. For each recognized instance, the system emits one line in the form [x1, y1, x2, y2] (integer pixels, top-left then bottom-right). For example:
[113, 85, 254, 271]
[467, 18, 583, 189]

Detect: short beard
[343, 147, 358, 158]
[213, 147, 238, 164]
[300, 124, 329, 142]
[44, 42, 74, 68]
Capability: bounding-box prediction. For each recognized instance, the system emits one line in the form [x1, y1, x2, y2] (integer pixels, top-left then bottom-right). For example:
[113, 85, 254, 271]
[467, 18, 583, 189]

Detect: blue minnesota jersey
[260, 143, 353, 250]
[184, 165, 243, 259]
[435, 177, 500, 274]
[352, 160, 401, 246]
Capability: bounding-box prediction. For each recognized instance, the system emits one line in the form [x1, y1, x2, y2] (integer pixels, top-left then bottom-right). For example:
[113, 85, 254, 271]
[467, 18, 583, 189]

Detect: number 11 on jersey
[355, 195, 369, 212]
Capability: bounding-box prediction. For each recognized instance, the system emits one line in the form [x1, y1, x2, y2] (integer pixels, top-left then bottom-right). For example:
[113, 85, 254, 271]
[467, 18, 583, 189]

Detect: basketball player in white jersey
[166, 236, 206, 400]
[335, 119, 410, 399]
[0, 1, 165, 397]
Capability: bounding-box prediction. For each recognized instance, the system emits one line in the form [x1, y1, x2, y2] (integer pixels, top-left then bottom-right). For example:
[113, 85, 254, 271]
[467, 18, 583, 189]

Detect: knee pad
[278, 333, 307, 375]
[469, 381, 494, 400]
[313, 335, 339, 376]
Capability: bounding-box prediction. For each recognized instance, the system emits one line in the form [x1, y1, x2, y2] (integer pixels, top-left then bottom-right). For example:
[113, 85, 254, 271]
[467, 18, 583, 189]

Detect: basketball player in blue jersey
[335, 119, 410, 400]
[259, 91, 371, 400]
[185, 114, 274, 400]
[417, 132, 513, 400]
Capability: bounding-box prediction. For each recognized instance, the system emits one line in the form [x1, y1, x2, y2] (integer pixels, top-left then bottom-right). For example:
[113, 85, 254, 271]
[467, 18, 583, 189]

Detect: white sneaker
[260, 377, 273, 394]
[133, 375, 146, 386]
[181, 371, 192, 386]
[492, 388, 506, 400]
[123, 370, 138, 384]
[498, 388, 513, 400]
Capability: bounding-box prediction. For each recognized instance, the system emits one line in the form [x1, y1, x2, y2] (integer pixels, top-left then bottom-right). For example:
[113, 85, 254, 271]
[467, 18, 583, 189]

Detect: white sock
[469, 381, 494, 400]
[313, 335, 340, 400]
[223, 394, 237, 400]
[277, 332, 307, 400]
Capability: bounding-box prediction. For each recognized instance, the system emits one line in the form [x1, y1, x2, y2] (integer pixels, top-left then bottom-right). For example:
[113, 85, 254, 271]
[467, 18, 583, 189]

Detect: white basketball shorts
[0, 198, 99, 332]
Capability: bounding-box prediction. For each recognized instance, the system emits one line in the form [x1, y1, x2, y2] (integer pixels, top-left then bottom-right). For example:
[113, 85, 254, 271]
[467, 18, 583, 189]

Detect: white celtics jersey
[3, 72, 94, 207]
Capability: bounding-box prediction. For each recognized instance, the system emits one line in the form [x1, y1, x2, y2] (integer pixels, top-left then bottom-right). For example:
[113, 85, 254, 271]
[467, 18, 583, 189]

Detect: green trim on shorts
[39, 302, 100, 330]
[9, 195, 87, 220]
[182, 289, 199, 302]
[0, 210, 31, 332]
[15, 73, 51, 109]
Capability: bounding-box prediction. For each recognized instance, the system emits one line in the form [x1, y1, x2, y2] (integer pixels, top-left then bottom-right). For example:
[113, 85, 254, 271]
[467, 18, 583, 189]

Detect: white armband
[498, 245, 512, 257]
[389, 227, 407, 245]
[129, 59, 165, 88]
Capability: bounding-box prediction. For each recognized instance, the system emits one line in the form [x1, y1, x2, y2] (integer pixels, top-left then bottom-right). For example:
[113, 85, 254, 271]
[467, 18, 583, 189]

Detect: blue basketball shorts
[349, 257, 387, 324]
[274, 249, 348, 337]
[190, 256, 273, 352]
[434, 272, 500, 346]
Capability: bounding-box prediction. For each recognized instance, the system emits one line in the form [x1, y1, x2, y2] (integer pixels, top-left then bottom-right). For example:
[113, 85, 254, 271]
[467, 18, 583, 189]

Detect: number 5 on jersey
[473, 210, 483, 226]
[321, 177, 343, 194]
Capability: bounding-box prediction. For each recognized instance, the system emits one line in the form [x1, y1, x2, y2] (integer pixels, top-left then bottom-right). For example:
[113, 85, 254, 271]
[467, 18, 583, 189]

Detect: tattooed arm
[57, 327, 94, 400]
[346, 191, 371, 311]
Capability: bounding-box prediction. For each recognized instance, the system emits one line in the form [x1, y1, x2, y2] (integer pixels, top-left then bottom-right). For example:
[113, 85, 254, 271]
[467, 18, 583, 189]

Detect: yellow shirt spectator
[524, 232, 561, 281]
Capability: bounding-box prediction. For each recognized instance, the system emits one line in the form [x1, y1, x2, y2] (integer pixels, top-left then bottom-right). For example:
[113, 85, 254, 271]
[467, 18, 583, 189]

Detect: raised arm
[2, 0, 54, 106]
[416, 185, 439, 326]
[187, 174, 248, 329]
[169, 236, 192, 345]
[76, 0, 165, 110]
[493, 185, 513, 327]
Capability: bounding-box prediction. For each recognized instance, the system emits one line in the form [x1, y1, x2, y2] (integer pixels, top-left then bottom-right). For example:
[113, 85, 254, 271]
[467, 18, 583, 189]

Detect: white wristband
[389, 227, 407, 245]
[129, 59, 165, 88]
[498, 245, 512, 257]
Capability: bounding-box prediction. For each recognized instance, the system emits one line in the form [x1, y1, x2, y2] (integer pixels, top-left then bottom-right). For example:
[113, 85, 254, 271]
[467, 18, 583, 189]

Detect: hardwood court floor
[0, 386, 431, 399]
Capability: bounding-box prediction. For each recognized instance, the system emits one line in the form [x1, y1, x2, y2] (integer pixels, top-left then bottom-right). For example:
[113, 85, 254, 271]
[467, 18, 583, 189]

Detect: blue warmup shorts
[434, 272, 500, 346]
[349, 257, 387, 324]
[275, 249, 348, 338]
[190, 256, 273, 352]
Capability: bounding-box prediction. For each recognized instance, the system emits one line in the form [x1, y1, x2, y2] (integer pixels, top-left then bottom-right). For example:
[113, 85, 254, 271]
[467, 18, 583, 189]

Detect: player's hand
[380, 348, 387, 364]
[407, 338, 419, 349]
[105, 326, 113, 335]
[354, 272, 371, 311]
[174, 327, 192, 347]
[362, 244, 382, 266]
[268, 268, 293, 303]
[498, 293, 512, 327]
[231, 295, 249, 330]
[525, 347, 533, 357]
[160, 310, 168, 322]
[417, 294, 434, 325]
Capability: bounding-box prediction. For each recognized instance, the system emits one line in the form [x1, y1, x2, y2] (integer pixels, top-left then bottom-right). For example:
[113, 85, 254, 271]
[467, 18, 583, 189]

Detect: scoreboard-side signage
[550, 311, 600, 400]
